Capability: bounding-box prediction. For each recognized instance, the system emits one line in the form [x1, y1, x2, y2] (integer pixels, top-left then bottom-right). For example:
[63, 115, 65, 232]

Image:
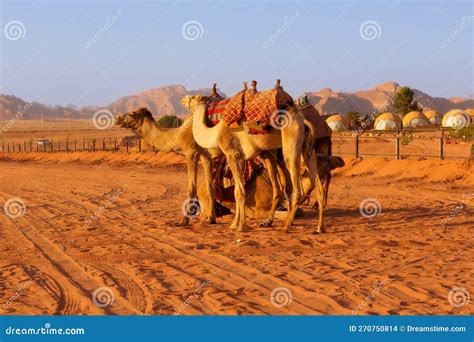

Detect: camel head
[180, 94, 209, 110]
[115, 108, 154, 130]
[327, 155, 345, 170]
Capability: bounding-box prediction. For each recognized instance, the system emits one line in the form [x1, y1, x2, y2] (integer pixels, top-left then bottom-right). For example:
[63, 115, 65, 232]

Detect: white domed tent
[465, 108, 474, 126]
[326, 114, 349, 131]
[424, 110, 442, 125]
[442, 109, 471, 129]
[402, 111, 430, 128]
[374, 112, 402, 130]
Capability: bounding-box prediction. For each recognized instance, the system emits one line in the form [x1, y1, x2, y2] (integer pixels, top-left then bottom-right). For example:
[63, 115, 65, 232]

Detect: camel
[181, 92, 324, 233]
[198, 154, 345, 220]
[114, 108, 217, 225]
[114, 106, 282, 228]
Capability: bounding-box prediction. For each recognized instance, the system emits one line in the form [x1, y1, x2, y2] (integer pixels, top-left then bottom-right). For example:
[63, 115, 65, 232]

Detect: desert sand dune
[0, 157, 472, 315]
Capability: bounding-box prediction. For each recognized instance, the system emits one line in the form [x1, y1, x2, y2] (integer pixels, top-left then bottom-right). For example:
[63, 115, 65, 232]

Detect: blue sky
[1, 0, 472, 106]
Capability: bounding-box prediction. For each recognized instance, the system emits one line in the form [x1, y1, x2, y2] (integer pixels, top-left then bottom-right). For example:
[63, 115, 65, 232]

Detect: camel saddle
[206, 83, 294, 133]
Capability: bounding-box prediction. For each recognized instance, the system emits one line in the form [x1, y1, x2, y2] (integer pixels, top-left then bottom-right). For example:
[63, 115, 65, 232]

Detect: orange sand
[0, 155, 472, 315]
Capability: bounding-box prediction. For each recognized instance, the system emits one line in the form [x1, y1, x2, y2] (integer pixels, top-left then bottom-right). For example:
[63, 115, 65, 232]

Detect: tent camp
[326, 114, 349, 131]
[402, 111, 430, 128]
[424, 110, 442, 125]
[374, 112, 402, 130]
[442, 109, 471, 129]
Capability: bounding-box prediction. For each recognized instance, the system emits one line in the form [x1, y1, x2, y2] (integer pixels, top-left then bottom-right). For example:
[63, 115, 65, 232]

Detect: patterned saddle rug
[206, 86, 294, 132]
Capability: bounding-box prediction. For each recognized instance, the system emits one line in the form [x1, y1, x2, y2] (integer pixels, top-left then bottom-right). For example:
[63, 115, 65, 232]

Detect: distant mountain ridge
[1, 82, 472, 120]
[305, 82, 474, 116]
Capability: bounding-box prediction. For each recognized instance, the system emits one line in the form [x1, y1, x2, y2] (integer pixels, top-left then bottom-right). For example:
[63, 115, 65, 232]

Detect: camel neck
[135, 117, 180, 152]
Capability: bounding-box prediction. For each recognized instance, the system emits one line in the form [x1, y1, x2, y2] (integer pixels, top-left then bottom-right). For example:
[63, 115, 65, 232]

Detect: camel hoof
[178, 218, 190, 227]
[314, 225, 325, 234]
[237, 225, 249, 232]
[207, 217, 217, 224]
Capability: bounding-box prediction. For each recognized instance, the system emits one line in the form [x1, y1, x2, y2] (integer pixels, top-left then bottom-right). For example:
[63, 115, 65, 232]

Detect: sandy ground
[0, 155, 472, 315]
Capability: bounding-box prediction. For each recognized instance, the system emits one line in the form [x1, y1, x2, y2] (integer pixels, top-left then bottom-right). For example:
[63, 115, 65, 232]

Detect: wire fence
[1, 129, 473, 160]
[0, 136, 156, 153]
[332, 128, 472, 160]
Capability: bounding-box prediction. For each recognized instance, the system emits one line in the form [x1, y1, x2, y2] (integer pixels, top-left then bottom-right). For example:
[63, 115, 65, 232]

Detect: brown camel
[181, 92, 324, 233]
[198, 154, 345, 220]
[115, 108, 217, 225]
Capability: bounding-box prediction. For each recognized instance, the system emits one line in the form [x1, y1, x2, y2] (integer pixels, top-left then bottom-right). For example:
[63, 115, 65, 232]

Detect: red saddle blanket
[206, 87, 294, 127]
[213, 156, 263, 202]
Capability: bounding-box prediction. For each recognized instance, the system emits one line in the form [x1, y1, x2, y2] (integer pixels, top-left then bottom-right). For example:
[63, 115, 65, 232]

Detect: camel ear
[196, 94, 209, 103]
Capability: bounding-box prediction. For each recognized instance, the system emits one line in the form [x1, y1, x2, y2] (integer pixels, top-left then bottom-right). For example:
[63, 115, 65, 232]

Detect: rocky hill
[1, 82, 471, 120]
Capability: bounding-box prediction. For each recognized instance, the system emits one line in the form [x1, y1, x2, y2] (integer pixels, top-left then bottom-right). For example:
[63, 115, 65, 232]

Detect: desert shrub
[401, 128, 414, 145]
[446, 126, 474, 140]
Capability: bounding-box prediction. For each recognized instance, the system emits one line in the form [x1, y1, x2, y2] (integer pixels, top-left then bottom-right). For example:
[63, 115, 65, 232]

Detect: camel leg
[200, 155, 217, 224]
[281, 123, 305, 232]
[180, 152, 199, 226]
[259, 150, 283, 227]
[304, 153, 325, 233]
[314, 174, 325, 234]
[301, 153, 317, 205]
[322, 173, 331, 208]
[220, 147, 247, 232]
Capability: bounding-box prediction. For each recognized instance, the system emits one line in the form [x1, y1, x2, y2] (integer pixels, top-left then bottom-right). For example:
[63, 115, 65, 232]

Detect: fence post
[74, 140, 77, 152]
[24, 141, 26, 151]
[29, 141, 32, 152]
[103, 138, 106, 151]
[396, 132, 401, 160]
[138, 139, 142, 153]
[83, 138, 85, 151]
[50, 140, 53, 152]
[114, 138, 117, 151]
[2, 142, 4, 152]
[66, 139, 69, 152]
[439, 129, 444, 160]
[126, 139, 129, 153]
[355, 133, 359, 158]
